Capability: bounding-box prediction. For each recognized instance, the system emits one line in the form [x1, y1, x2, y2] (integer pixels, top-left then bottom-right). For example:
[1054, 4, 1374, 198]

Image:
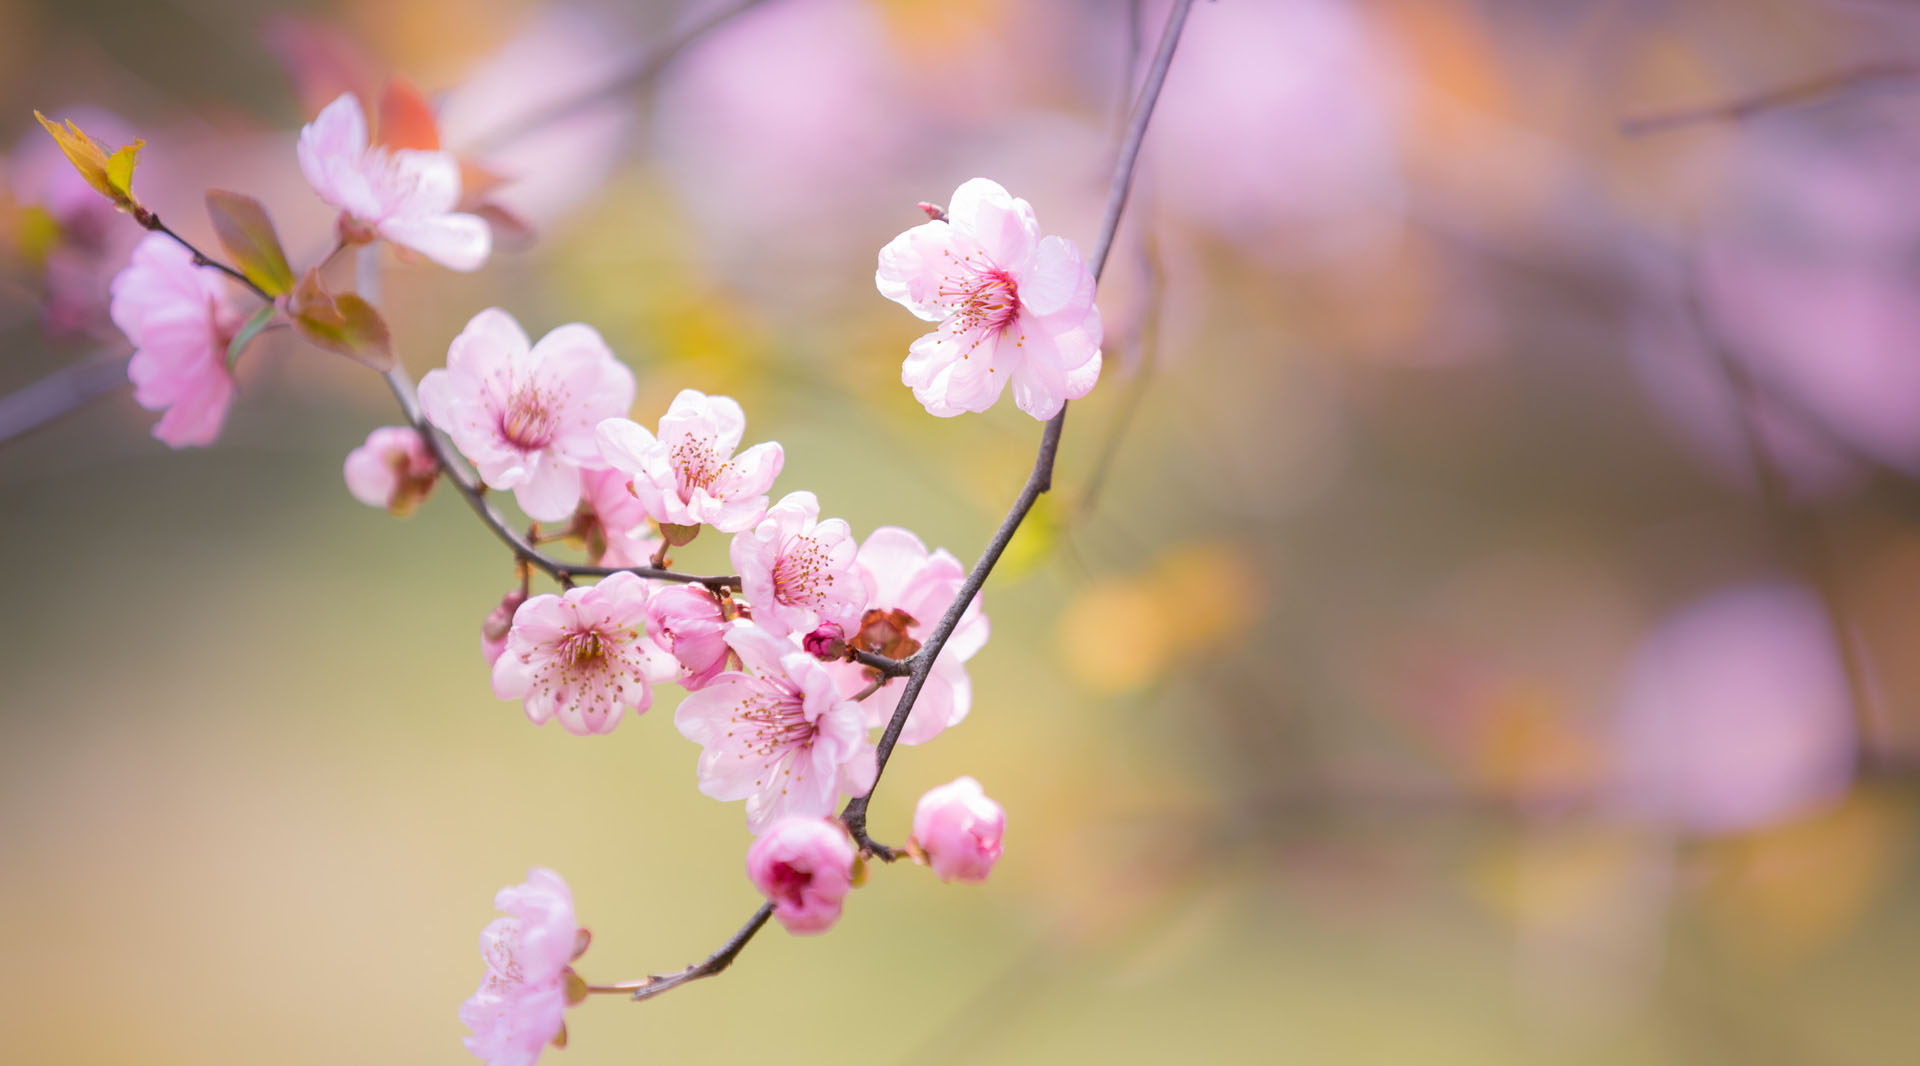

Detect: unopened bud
[803, 622, 848, 661]
[480, 588, 529, 667]
[911, 776, 1004, 884]
[917, 200, 948, 222]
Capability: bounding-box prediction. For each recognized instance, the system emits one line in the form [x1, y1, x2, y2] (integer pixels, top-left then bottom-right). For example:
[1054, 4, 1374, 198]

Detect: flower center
[945, 266, 1021, 335]
[767, 861, 810, 909]
[559, 630, 607, 667]
[737, 689, 816, 759]
[500, 387, 559, 450]
[771, 535, 835, 608]
[669, 435, 728, 499]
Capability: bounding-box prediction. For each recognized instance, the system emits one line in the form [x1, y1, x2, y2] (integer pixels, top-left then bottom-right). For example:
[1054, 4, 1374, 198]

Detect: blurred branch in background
[1622, 60, 1920, 136]
[0, 350, 130, 444]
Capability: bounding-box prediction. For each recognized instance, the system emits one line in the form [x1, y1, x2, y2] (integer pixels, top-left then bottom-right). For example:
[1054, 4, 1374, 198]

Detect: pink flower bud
[344, 425, 441, 515]
[480, 588, 529, 667]
[911, 776, 1004, 883]
[802, 622, 847, 661]
[746, 816, 858, 935]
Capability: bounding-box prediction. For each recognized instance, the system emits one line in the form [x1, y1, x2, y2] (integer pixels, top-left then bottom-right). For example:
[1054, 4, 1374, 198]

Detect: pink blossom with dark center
[419, 308, 634, 522]
[490, 572, 674, 736]
[876, 177, 1102, 419]
[674, 622, 876, 832]
[746, 816, 858, 935]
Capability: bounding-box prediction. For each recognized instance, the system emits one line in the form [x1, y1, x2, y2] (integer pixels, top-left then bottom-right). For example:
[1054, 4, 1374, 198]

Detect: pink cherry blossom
[831, 527, 988, 746]
[579, 464, 661, 568]
[674, 622, 876, 833]
[297, 91, 492, 271]
[876, 177, 1103, 419]
[594, 389, 783, 533]
[730, 491, 866, 639]
[645, 584, 731, 690]
[746, 816, 858, 935]
[343, 425, 439, 514]
[461, 867, 581, 1066]
[912, 776, 1004, 883]
[419, 308, 635, 522]
[490, 572, 674, 736]
[109, 233, 243, 448]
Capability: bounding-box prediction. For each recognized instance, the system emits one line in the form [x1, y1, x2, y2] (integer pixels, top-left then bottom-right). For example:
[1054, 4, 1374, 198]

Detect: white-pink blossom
[831, 526, 988, 746]
[297, 91, 492, 271]
[645, 584, 731, 690]
[579, 464, 661, 568]
[746, 816, 858, 935]
[491, 572, 674, 736]
[460, 867, 583, 1066]
[343, 425, 439, 514]
[419, 308, 635, 522]
[730, 491, 866, 639]
[876, 177, 1103, 419]
[594, 389, 783, 533]
[674, 622, 876, 833]
[912, 776, 1005, 883]
[109, 233, 243, 448]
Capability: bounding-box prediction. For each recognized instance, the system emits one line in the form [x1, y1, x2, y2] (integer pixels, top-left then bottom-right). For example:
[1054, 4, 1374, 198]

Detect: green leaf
[205, 190, 295, 296]
[288, 270, 394, 370]
[227, 305, 275, 371]
[34, 111, 144, 211]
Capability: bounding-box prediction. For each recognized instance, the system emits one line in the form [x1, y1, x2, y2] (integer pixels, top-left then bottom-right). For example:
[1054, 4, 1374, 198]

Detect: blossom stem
[840, 0, 1197, 853]
[139, 212, 275, 303]
[626, 903, 774, 1004]
[849, 648, 912, 677]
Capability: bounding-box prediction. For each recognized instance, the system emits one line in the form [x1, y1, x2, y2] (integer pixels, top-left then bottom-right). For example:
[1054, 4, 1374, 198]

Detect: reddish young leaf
[205, 190, 295, 296]
[376, 78, 440, 151]
[289, 269, 394, 370]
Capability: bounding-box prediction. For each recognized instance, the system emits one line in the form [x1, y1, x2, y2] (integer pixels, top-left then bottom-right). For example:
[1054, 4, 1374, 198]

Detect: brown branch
[1621, 60, 1920, 137]
[138, 210, 276, 304]
[620, 903, 773, 1002]
[379, 364, 740, 591]
[840, 0, 1197, 856]
[462, 0, 773, 157]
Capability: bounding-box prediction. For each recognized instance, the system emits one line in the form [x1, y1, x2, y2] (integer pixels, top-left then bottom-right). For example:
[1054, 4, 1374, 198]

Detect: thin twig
[141, 212, 275, 303]
[462, 0, 773, 157]
[840, 0, 1197, 854]
[1621, 61, 1920, 137]
[850, 648, 913, 677]
[0, 351, 133, 445]
[627, 904, 773, 1002]
[379, 364, 741, 591]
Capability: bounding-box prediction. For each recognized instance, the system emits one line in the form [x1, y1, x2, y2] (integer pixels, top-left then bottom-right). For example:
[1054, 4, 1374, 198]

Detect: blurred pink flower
[1612, 581, 1857, 834]
[876, 177, 1102, 418]
[109, 233, 243, 448]
[912, 776, 1004, 883]
[419, 308, 634, 522]
[594, 389, 782, 533]
[460, 867, 581, 1066]
[491, 572, 675, 736]
[297, 91, 491, 271]
[746, 816, 858, 935]
[645, 584, 731, 691]
[830, 526, 987, 746]
[730, 491, 865, 639]
[579, 464, 661, 569]
[342, 425, 439, 514]
[674, 621, 876, 833]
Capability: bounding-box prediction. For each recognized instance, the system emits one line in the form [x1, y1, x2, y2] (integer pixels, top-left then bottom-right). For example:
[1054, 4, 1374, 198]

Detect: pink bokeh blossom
[645, 584, 731, 691]
[830, 527, 987, 745]
[419, 308, 635, 522]
[297, 91, 491, 270]
[876, 177, 1102, 419]
[481, 588, 529, 668]
[491, 572, 674, 736]
[460, 867, 581, 1066]
[674, 622, 876, 833]
[912, 776, 1004, 883]
[746, 816, 858, 935]
[109, 233, 243, 448]
[730, 491, 865, 639]
[343, 425, 439, 514]
[594, 389, 782, 533]
[11, 106, 141, 337]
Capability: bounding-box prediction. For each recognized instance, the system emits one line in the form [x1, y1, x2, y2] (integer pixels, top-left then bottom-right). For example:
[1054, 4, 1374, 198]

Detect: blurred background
[5, 0, 1920, 1062]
